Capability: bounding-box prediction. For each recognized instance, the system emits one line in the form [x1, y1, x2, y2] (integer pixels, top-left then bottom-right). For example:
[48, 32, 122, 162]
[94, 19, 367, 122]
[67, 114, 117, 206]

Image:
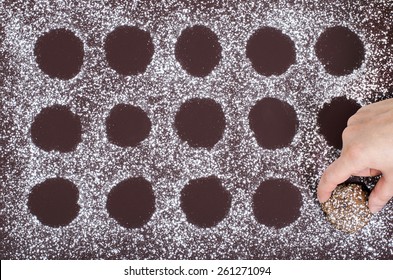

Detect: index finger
[317, 155, 361, 203]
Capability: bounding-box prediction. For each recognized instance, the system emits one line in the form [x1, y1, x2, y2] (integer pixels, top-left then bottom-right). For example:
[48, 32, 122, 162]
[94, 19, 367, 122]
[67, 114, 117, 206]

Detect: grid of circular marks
[24, 23, 386, 230]
[1, 0, 392, 260]
[24, 22, 389, 225]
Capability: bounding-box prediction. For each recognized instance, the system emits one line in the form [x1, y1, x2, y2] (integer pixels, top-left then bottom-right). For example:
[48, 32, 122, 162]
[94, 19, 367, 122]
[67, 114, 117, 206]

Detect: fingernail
[317, 194, 326, 203]
[369, 205, 381, 214]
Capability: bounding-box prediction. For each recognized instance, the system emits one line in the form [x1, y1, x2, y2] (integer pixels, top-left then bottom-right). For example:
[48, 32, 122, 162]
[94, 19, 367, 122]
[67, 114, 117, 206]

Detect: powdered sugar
[0, 0, 392, 259]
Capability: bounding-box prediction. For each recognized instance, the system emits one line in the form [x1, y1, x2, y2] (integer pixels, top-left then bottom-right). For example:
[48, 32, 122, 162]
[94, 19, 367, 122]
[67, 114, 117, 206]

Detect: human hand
[317, 98, 393, 213]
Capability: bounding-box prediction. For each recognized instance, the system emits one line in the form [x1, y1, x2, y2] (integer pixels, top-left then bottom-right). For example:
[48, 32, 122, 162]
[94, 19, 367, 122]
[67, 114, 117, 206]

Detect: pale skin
[317, 98, 393, 213]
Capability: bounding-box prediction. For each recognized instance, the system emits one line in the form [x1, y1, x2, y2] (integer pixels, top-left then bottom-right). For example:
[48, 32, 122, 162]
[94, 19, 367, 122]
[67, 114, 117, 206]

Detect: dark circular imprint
[31, 105, 82, 152]
[315, 26, 365, 76]
[317, 96, 361, 149]
[249, 98, 298, 149]
[246, 27, 296, 76]
[106, 104, 151, 147]
[34, 28, 84, 80]
[28, 178, 80, 227]
[175, 98, 226, 148]
[180, 176, 231, 228]
[106, 177, 155, 228]
[104, 25, 154, 75]
[175, 25, 222, 77]
[253, 179, 302, 228]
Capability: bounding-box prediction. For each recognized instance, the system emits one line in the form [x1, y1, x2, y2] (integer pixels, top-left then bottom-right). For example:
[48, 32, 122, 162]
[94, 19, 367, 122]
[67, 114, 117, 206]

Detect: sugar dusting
[0, 0, 392, 259]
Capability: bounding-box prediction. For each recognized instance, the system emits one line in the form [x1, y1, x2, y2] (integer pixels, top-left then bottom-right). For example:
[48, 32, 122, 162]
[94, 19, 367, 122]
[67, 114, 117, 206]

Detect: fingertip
[367, 176, 393, 214]
[368, 193, 378, 213]
[317, 181, 331, 203]
[316, 192, 322, 203]
[368, 197, 382, 213]
[317, 177, 331, 203]
[317, 190, 330, 203]
[317, 156, 354, 201]
[317, 174, 335, 203]
[368, 204, 381, 214]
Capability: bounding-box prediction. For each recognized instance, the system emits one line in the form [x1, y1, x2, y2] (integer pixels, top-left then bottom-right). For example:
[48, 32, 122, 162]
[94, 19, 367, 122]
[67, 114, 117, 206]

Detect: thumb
[318, 155, 360, 203]
[368, 175, 393, 213]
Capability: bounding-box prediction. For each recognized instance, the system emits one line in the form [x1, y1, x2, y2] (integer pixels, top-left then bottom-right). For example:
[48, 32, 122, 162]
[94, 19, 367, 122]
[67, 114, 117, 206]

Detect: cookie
[321, 183, 372, 233]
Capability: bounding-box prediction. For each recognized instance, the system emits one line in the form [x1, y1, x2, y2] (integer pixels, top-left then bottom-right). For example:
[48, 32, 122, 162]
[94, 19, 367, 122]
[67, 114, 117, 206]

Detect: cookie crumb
[322, 183, 372, 234]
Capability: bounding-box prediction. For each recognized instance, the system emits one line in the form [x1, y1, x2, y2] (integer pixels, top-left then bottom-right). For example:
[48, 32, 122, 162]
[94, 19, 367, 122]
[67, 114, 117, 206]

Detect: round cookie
[321, 183, 372, 233]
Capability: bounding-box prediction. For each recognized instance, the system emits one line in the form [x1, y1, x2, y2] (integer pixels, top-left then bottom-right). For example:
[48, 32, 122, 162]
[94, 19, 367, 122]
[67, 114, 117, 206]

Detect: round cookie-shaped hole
[175, 25, 222, 77]
[315, 26, 365, 76]
[104, 25, 154, 75]
[246, 27, 296, 76]
[28, 178, 80, 227]
[321, 183, 372, 233]
[253, 179, 302, 228]
[106, 177, 155, 228]
[248, 97, 298, 149]
[106, 104, 151, 147]
[317, 96, 361, 149]
[180, 176, 231, 228]
[34, 28, 84, 80]
[31, 105, 82, 153]
[174, 98, 226, 148]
